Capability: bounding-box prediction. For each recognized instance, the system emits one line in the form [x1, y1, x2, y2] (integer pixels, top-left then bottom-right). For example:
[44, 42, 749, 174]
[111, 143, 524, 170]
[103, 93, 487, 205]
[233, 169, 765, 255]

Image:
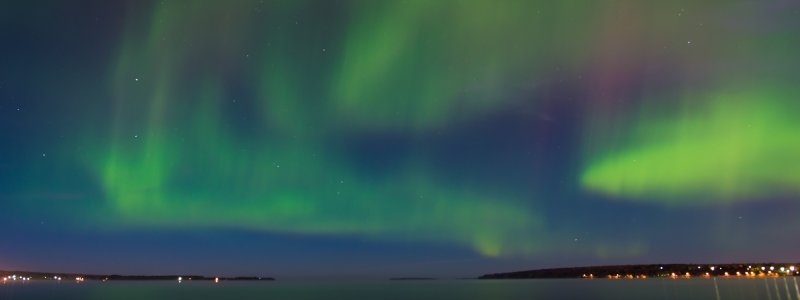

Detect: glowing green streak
[331, 0, 597, 130]
[582, 86, 800, 203]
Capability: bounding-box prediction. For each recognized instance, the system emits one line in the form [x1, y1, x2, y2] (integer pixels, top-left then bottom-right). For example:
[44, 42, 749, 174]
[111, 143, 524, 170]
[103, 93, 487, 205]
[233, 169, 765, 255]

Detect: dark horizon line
[481, 262, 800, 279]
[4, 261, 800, 281]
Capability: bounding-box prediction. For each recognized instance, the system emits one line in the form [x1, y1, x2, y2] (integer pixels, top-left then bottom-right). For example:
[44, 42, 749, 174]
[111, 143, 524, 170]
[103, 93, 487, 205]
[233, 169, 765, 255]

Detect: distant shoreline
[1, 270, 274, 282]
[479, 263, 800, 279]
[5, 263, 798, 282]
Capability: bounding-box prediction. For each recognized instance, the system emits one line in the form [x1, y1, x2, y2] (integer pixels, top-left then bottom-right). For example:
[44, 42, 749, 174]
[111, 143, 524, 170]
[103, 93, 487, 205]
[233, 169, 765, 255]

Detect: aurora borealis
[1, 0, 799, 278]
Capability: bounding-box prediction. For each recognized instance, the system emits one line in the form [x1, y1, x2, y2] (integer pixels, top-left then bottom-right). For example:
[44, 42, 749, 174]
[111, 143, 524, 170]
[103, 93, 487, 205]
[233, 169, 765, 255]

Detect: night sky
[1, 0, 799, 279]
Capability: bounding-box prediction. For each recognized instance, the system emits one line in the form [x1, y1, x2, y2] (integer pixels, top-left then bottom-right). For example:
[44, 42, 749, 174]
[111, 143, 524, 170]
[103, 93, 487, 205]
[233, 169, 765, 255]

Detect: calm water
[2, 278, 799, 299]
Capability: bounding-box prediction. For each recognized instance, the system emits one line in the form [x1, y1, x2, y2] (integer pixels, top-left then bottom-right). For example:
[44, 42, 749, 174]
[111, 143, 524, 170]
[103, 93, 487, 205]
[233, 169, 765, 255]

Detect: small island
[479, 263, 800, 279]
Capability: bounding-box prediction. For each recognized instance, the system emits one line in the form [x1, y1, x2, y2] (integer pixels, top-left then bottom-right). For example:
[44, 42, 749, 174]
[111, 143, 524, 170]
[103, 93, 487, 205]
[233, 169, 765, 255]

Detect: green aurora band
[87, 0, 589, 256]
[582, 85, 800, 203]
[579, 0, 800, 204]
[66, 0, 799, 258]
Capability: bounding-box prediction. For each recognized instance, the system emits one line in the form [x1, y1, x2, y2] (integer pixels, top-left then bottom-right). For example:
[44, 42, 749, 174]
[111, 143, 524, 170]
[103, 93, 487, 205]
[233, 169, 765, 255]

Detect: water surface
[2, 278, 798, 299]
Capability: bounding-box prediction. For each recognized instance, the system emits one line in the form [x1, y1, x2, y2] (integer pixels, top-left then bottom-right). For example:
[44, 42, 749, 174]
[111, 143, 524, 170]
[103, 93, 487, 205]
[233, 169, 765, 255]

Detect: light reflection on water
[1, 278, 798, 300]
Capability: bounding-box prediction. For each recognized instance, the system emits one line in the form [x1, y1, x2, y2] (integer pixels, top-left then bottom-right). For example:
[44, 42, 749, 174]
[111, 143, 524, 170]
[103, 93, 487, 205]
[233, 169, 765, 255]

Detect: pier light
[215, 277, 220, 283]
[178, 276, 183, 282]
